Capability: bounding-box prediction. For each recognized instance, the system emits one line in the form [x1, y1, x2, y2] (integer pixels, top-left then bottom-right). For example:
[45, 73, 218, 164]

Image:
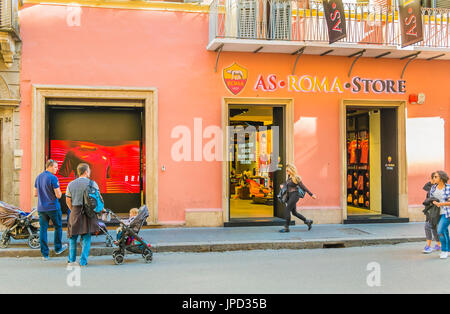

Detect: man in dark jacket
[66, 163, 101, 266]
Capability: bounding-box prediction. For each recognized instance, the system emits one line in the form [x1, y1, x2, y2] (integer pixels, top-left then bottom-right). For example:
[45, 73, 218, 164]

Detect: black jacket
[423, 197, 441, 225]
[423, 182, 434, 199]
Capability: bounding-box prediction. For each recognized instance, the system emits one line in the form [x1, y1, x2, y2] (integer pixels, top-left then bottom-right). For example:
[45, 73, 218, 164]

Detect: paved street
[0, 242, 448, 294]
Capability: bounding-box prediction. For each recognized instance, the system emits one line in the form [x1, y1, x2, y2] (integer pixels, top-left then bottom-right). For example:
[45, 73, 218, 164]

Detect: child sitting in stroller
[107, 205, 152, 265]
[115, 208, 139, 242]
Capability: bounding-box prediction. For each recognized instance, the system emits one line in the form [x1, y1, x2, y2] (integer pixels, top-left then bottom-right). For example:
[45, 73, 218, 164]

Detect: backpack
[82, 180, 104, 218]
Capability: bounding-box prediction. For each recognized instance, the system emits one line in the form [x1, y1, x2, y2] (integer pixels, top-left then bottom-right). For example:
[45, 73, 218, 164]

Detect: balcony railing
[0, 0, 19, 35]
[209, 0, 450, 49]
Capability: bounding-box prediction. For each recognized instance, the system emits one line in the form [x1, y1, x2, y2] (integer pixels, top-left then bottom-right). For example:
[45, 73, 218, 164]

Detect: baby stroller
[0, 201, 40, 249]
[92, 213, 115, 247]
[107, 205, 153, 265]
[93, 220, 114, 248]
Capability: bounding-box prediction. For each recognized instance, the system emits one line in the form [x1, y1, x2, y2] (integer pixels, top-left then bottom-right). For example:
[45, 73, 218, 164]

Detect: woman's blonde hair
[286, 164, 302, 184]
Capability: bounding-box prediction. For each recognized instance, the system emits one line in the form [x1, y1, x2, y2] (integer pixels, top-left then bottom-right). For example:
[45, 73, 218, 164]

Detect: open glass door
[228, 105, 285, 220]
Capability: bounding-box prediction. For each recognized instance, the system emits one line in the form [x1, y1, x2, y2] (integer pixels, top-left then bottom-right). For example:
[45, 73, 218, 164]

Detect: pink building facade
[16, 0, 450, 226]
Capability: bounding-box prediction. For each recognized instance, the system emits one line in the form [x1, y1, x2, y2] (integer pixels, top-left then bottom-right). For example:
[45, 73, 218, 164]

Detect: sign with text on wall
[222, 63, 407, 95]
[255, 75, 407, 94]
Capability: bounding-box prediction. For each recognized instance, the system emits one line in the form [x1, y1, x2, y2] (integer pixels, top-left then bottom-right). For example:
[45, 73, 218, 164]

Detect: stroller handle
[103, 208, 126, 226]
[21, 208, 38, 219]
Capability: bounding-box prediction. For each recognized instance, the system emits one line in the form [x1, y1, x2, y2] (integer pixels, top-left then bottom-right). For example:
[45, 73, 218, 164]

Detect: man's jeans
[438, 215, 450, 252]
[68, 234, 92, 266]
[38, 210, 63, 258]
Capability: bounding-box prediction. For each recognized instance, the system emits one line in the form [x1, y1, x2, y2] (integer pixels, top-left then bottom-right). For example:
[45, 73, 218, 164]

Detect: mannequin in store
[279, 164, 317, 233]
[348, 133, 358, 164]
[360, 131, 369, 164]
[258, 132, 271, 177]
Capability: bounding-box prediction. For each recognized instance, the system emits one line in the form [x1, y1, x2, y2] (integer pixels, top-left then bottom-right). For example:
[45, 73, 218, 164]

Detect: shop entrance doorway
[226, 104, 288, 225]
[342, 101, 408, 224]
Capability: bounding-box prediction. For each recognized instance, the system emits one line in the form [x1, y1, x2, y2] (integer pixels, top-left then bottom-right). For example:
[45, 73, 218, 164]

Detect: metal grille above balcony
[208, 0, 450, 60]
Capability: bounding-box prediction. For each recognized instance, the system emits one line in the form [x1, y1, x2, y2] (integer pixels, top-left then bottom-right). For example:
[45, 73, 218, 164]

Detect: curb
[0, 237, 426, 258]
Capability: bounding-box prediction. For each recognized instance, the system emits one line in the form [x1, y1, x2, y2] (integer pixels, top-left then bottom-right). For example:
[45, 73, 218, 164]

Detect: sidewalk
[0, 222, 427, 258]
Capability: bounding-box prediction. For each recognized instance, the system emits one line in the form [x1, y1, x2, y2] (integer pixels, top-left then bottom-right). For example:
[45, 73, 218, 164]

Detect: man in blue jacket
[34, 159, 67, 260]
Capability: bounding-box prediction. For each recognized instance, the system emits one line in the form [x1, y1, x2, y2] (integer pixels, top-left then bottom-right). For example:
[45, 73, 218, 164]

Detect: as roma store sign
[221, 63, 407, 95]
[254, 74, 407, 94]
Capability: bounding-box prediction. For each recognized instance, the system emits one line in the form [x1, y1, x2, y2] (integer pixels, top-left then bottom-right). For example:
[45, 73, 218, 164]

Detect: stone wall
[0, 37, 21, 208]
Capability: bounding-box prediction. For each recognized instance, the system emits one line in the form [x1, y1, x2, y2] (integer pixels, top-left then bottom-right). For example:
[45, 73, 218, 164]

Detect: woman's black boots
[306, 220, 313, 231]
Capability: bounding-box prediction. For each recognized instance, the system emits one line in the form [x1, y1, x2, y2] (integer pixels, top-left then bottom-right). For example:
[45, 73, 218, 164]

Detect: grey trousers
[425, 221, 439, 242]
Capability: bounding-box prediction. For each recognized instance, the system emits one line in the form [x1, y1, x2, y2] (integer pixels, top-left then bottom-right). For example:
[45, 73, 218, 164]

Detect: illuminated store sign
[222, 64, 407, 95]
[254, 75, 407, 94]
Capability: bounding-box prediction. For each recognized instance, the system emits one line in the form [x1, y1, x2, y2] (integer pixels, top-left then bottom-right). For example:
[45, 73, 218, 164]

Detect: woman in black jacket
[423, 171, 441, 253]
[279, 164, 317, 233]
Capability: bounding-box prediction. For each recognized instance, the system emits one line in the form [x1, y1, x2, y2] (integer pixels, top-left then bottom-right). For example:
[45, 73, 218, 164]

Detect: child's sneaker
[440, 252, 448, 259]
[423, 245, 433, 254]
[433, 244, 441, 252]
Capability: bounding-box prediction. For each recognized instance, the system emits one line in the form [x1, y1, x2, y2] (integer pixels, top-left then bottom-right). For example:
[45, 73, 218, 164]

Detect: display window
[51, 140, 141, 194]
[48, 106, 144, 213]
[346, 112, 371, 215]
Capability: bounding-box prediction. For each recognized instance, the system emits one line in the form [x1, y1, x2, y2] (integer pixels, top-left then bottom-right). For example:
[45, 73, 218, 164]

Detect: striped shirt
[430, 184, 450, 218]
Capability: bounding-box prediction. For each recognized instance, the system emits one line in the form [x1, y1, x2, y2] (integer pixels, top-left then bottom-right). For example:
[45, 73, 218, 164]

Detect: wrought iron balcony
[208, 0, 450, 60]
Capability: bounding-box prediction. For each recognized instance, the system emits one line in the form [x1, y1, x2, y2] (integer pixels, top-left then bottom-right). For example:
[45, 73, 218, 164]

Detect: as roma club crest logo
[223, 63, 248, 95]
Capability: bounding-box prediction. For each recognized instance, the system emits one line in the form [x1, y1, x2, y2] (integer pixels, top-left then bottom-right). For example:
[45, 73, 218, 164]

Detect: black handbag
[277, 185, 288, 205]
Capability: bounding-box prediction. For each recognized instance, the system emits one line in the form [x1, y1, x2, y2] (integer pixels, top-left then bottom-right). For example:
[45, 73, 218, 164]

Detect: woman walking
[430, 170, 450, 259]
[279, 164, 317, 233]
[422, 171, 441, 254]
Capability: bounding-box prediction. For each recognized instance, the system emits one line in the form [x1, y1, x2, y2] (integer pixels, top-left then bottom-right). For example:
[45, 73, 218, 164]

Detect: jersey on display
[360, 139, 369, 164]
[51, 140, 141, 194]
[59, 146, 112, 193]
[348, 140, 358, 164]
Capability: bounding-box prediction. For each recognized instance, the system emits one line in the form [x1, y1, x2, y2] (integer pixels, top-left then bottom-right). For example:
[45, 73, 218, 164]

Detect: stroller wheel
[28, 234, 40, 249]
[112, 249, 122, 258]
[0, 233, 10, 249]
[143, 250, 153, 263]
[113, 253, 124, 265]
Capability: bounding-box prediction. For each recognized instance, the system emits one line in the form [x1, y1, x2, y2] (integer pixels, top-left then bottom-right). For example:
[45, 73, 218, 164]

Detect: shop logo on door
[223, 63, 248, 95]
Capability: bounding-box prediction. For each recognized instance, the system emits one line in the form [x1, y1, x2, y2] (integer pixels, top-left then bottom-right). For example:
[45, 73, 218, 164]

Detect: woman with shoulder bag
[279, 164, 317, 233]
[431, 170, 450, 259]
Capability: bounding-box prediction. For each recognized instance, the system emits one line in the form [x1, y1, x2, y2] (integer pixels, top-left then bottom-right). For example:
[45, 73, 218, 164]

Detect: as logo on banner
[223, 63, 248, 95]
[322, 0, 346, 44]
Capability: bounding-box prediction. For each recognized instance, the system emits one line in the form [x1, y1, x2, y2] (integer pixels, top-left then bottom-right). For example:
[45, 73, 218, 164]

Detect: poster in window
[50, 140, 141, 194]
